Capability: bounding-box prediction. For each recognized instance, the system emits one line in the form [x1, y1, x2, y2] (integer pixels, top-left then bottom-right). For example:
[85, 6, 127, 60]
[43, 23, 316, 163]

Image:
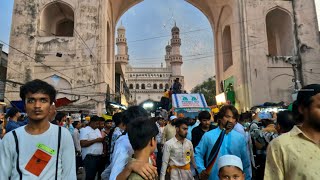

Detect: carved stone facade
[6, 0, 320, 113]
[115, 25, 184, 105]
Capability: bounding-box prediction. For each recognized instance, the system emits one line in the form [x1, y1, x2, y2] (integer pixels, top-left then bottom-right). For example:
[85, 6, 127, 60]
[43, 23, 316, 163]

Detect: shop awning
[55, 97, 73, 108]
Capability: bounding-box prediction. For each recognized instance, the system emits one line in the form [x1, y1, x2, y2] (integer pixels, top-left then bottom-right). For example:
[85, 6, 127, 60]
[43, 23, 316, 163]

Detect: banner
[172, 94, 207, 108]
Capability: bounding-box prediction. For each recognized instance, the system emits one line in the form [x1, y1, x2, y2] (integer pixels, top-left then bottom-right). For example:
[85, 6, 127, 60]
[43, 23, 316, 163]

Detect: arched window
[40, 2, 74, 37]
[159, 84, 163, 89]
[136, 84, 139, 89]
[153, 84, 157, 89]
[129, 84, 133, 89]
[266, 8, 294, 56]
[165, 84, 169, 89]
[141, 84, 146, 89]
[222, 25, 233, 71]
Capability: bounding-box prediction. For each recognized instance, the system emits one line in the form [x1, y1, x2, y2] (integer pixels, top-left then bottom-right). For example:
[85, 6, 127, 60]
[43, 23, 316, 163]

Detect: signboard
[174, 107, 211, 119]
[172, 94, 207, 108]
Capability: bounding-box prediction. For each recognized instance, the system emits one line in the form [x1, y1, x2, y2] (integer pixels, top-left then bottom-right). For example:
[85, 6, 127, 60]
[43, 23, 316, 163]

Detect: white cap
[218, 155, 243, 171]
[170, 115, 177, 121]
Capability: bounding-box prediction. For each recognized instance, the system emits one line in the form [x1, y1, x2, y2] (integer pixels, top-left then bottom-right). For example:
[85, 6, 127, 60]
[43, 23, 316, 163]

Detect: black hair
[99, 117, 105, 122]
[297, 84, 320, 108]
[277, 110, 296, 133]
[127, 117, 159, 151]
[113, 112, 123, 127]
[198, 111, 211, 121]
[55, 112, 66, 121]
[20, 79, 56, 104]
[6, 107, 20, 118]
[261, 119, 274, 127]
[173, 118, 189, 127]
[72, 121, 80, 128]
[217, 105, 239, 121]
[291, 100, 303, 124]
[122, 106, 148, 125]
[90, 115, 100, 122]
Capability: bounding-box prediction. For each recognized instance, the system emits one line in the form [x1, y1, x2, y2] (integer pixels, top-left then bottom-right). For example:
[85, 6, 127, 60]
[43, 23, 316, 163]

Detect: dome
[118, 25, 125, 30]
[171, 26, 179, 32]
[166, 44, 172, 51]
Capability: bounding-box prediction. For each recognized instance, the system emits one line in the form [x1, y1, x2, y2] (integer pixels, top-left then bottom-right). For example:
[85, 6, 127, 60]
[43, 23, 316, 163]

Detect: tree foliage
[191, 77, 216, 105]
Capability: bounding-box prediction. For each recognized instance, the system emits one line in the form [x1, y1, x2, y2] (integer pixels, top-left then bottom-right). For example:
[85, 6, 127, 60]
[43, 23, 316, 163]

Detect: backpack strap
[12, 130, 22, 180]
[55, 126, 62, 180]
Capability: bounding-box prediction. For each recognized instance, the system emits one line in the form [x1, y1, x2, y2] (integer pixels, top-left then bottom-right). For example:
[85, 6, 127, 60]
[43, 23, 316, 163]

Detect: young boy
[0, 79, 76, 179]
[218, 155, 245, 180]
[127, 117, 159, 179]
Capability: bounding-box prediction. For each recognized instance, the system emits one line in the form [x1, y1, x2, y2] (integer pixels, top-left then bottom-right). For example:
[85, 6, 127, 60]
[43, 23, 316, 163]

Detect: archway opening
[115, 0, 215, 105]
[39, 2, 74, 37]
[266, 8, 295, 56]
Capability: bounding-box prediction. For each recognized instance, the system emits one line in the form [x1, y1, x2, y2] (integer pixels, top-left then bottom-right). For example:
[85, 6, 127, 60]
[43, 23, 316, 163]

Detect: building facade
[6, 0, 320, 113]
[0, 44, 8, 102]
[115, 25, 184, 105]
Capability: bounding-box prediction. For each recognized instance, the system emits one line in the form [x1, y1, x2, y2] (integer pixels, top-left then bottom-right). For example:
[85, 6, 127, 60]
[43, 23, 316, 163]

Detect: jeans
[84, 154, 102, 180]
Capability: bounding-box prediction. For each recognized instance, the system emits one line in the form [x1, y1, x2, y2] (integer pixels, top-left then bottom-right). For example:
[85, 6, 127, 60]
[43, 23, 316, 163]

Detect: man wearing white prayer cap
[217, 155, 245, 180]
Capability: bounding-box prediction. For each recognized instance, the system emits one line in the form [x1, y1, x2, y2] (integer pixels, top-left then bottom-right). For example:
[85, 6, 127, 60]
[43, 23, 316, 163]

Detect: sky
[1, 0, 320, 91]
[116, 0, 214, 91]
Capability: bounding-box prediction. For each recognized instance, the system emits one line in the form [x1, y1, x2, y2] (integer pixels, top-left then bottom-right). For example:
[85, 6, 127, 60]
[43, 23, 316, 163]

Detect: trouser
[84, 154, 102, 180]
[255, 154, 266, 180]
[170, 169, 194, 180]
[76, 154, 83, 173]
[156, 144, 163, 174]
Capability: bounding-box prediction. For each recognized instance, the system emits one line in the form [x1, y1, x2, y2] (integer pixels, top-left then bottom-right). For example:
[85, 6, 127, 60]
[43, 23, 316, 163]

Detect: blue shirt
[5, 120, 21, 133]
[195, 128, 251, 180]
[101, 134, 133, 180]
[186, 120, 200, 141]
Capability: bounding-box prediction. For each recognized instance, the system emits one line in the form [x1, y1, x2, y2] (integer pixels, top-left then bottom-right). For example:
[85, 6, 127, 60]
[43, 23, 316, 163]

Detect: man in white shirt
[101, 106, 158, 180]
[0, 79, 76, 180]
[161, 118, 197, 180]
[80, 115, 104, 180]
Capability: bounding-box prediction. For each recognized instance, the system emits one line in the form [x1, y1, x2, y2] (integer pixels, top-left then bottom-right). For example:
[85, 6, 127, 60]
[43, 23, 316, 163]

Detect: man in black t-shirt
[191, 111, 217, 149]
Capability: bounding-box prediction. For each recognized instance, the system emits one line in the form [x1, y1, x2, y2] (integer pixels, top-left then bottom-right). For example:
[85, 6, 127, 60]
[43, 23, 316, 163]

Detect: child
[218, 155, 245, 180]
[127, 117, 159, 180]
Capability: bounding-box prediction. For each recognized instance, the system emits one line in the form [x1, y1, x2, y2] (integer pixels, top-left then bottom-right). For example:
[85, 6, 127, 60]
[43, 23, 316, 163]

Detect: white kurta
[160, 136, 194, 180]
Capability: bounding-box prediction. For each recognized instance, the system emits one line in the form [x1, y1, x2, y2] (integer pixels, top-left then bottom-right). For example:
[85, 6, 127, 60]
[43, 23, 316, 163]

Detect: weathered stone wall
[243, 0, 320, 106]
[5, 0, 114, 114]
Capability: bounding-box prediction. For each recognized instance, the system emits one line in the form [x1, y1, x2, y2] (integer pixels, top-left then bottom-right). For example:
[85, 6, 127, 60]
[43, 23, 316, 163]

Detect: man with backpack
[0, 79, 76, 179]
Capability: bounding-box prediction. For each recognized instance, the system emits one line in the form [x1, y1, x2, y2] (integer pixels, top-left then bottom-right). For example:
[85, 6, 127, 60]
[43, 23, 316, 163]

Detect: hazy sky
[1, 0, 320, 91]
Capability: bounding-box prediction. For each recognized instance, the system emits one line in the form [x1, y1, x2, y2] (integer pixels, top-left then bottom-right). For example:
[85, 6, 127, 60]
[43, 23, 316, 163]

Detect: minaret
[170, 23, 184, 89]
[115, 24, 129, 68]
[165, 42, 172, 68]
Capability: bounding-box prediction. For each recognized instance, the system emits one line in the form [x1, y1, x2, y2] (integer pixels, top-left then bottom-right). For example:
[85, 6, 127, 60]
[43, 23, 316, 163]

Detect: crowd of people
[0, 79, 319, 180]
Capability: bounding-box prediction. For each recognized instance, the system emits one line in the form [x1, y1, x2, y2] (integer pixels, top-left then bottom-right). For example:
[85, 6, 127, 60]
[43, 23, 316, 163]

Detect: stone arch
[159, 84, 163, 89]
[222, 25, 233, 71]
[141, 84, 146, 89]
[266, 7, 295, 56]
[136, 84, 140, 89]
[39, 1, 74, 37]
[153, 84, 157, 89]
[43, 74, 72, 99]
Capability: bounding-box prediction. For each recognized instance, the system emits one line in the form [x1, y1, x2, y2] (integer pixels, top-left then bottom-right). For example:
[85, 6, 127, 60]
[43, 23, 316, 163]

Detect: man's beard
[309, 116, 320, 132]
[179, 132, 187, 138]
